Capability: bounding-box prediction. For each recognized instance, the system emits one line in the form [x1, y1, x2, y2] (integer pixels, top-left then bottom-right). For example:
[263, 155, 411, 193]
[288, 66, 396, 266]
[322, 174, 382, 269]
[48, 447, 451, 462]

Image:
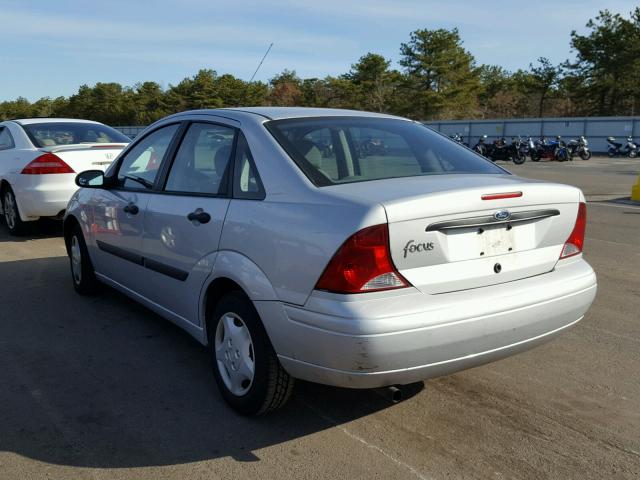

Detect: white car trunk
[329, 174, 582, 294]
[42, 143, 127, 173]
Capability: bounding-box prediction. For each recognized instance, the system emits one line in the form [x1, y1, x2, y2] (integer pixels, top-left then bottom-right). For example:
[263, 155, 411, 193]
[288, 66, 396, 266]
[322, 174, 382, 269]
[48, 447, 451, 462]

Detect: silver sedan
[64, 108, 597, 415]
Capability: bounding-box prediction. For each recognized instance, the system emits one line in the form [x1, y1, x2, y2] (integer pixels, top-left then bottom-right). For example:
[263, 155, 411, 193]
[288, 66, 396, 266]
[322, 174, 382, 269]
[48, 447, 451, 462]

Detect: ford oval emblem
[494, 210, 511, 221]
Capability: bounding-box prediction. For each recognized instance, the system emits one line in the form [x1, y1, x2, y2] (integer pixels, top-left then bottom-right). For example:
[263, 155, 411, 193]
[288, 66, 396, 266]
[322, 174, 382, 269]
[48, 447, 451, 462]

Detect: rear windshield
[266, 117, 506, 186]
[23, 122, 130, 148]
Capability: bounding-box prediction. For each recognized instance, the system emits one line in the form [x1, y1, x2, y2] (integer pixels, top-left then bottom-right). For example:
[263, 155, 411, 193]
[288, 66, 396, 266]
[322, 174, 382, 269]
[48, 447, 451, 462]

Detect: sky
[1, 0, 638, 101]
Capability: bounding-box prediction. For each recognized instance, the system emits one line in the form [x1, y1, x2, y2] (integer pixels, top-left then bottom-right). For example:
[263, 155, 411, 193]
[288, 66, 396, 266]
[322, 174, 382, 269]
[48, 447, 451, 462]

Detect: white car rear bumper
[256, 257, 597, 388]
[12, 174, 77, 220]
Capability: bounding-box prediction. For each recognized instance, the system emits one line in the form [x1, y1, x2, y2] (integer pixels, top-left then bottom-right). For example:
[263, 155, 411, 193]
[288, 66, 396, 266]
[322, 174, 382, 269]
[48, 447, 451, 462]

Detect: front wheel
[208, 291, 294, 415]
[629, 150, 637, 158]
[512, 153, 526, 165]
[580, 150, 592, 160]
[2, 187, 28, 236]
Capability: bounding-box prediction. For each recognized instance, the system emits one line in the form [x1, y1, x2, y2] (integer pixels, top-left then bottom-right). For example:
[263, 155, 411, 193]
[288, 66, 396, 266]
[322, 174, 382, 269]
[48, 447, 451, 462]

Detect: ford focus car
[64, 108, 597, 415]
[0, 118, 129, 235]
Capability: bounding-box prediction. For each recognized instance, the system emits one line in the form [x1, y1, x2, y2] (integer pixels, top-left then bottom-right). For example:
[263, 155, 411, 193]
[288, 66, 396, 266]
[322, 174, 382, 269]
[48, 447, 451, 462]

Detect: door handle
[187, 208, 211, 224]
[123, 203, 139, 215]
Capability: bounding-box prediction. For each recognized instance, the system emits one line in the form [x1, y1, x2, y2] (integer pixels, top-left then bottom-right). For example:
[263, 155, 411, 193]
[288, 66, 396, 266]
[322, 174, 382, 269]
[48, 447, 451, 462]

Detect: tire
[531, 153, 540, 162]
[580, 150, 592, 161]
[512, 153, 525, 165]
[629, 150, 637, 159]
[2, 187, 28, 236]
[68, 223, 101, 295]
[208, 291, 294, 415]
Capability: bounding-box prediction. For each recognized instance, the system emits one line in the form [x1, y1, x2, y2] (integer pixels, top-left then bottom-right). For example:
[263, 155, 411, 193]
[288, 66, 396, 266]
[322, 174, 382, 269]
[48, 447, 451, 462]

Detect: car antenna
[249, 43, 274, 83]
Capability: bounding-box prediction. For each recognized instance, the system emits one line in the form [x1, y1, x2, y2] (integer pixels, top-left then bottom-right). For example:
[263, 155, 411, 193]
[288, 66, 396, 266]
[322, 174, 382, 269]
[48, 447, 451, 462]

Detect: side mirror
[75, 170, 106, 188]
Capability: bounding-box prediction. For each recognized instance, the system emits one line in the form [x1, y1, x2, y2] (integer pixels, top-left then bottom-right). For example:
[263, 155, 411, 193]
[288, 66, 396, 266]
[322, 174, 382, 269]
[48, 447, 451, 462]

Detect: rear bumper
[255, 257, 597, 388]
[12, 174, 77, 220]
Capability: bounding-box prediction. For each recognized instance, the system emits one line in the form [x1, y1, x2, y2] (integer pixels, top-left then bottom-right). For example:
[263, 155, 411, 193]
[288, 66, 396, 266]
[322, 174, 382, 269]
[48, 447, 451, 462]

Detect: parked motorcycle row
[447, 133, 639, 164]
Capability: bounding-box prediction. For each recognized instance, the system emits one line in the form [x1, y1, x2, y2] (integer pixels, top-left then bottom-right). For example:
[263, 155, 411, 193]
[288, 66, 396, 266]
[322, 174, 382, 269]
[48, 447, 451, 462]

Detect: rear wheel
[208, 291, 294, 415]
[69, 224, 101, 294]
[2, 187, 27, 236]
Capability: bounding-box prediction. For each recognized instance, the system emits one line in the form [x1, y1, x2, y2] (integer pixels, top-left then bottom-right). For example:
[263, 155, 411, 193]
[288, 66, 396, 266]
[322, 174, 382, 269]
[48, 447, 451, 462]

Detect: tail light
[560, 202, 587, 259]
[21, 153, 74, 174]
[315, 224, 410, 294]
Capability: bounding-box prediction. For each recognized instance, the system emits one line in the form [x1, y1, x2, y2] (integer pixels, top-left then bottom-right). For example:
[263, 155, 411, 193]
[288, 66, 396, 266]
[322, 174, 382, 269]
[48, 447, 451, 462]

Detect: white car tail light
[315, 224, 410, 294]
[560, 202, 587, 259]
[21, 153, 75, 175]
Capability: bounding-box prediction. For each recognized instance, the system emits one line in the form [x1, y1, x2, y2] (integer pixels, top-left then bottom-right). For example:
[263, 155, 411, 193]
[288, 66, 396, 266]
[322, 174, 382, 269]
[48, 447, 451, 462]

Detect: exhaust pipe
[375, 385, 403, 403]
[388, 385, 403, 403]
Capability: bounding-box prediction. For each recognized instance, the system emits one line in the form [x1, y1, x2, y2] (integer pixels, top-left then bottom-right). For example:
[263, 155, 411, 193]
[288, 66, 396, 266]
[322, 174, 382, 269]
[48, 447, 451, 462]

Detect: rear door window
[233, 133, 265, 199]
[164, 123, 235, 196]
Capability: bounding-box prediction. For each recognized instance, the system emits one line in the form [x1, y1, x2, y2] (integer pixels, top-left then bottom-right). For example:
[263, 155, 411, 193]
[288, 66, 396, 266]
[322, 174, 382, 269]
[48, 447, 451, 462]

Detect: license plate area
[478, 224, 515, 257]
[444, 223, 517, 261]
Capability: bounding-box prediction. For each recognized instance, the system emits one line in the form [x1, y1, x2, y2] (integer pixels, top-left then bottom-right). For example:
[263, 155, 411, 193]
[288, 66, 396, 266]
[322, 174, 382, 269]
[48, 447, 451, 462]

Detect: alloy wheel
[3, 192, 16, 230]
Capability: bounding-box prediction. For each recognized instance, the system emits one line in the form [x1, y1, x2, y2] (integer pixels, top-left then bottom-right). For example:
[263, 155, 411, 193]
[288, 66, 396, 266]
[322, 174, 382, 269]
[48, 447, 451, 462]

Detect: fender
[199, 250, 279, 342]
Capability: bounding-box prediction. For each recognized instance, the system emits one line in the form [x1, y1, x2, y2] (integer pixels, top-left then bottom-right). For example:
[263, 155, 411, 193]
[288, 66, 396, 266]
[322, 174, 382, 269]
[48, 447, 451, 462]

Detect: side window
[233, 133, 265, 200]
[116, 124, 179, 190]
[164, 123, 235, 195]
[0, 127, 15, 150]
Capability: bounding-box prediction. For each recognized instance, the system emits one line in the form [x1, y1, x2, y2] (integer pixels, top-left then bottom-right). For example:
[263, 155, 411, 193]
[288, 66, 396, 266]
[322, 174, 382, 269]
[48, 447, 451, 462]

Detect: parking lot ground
[0, 157, 639, 480]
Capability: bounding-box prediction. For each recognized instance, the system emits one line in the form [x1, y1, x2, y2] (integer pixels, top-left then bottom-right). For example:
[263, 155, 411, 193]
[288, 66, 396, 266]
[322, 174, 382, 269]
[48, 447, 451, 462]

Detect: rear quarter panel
[220, 198, 386, 305]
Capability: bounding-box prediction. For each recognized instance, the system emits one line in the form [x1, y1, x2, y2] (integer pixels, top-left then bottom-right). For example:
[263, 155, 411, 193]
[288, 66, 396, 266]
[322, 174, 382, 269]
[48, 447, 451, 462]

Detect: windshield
[23, 122, 130, 148]
[266, 117, 506, 186]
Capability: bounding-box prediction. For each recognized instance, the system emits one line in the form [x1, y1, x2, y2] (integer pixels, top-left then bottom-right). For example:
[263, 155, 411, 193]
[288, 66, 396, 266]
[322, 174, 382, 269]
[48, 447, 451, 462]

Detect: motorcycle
[607, 136, 637, 158]
[567, 136, 592, 160]
[449, 133, 468, 146]
[360, 137, 387, 157]
[473, 135, 488, 155]
[530, 136, 569, 161]
[551, 136, 570, 161]
[482, 137, 526, 165]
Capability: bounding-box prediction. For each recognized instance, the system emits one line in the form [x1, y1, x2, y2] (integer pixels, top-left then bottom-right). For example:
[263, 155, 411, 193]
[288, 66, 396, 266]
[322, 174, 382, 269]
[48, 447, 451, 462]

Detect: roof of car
[10, 118, 102, 125]
[218, 107, 406, 121]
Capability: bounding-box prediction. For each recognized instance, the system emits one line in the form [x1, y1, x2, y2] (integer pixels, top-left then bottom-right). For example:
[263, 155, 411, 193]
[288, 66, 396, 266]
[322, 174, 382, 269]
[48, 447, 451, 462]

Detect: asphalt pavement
[0, 156, 639, 479]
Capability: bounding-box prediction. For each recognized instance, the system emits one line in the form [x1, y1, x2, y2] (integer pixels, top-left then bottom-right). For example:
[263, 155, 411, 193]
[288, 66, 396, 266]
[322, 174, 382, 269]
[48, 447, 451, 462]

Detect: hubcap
[4, 192, 16, 230]
[214, 312, 255, 396]
[70, 235, 82, 284]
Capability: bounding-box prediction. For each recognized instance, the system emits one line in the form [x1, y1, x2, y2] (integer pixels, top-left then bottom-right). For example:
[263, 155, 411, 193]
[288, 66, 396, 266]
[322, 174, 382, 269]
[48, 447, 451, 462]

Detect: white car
[65, 108, 597, 415]
[0, 118, 129, 235]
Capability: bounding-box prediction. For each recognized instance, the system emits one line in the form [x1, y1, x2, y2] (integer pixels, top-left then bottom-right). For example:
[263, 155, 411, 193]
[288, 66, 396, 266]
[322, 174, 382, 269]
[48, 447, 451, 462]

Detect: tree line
[1, 8, 638, 125]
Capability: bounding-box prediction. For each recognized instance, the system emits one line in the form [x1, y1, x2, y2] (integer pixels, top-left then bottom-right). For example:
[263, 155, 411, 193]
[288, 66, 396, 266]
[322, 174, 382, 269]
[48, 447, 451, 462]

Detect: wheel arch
[0, 179, 11, 205]
[63, 214, 80, 256]
[200, 250, 279, 345]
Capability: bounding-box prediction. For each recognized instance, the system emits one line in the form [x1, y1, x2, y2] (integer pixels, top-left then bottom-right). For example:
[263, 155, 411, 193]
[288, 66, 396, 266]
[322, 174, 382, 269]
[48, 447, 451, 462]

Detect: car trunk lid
[40, 143, 128, 172]
[325, 174, 581, 294]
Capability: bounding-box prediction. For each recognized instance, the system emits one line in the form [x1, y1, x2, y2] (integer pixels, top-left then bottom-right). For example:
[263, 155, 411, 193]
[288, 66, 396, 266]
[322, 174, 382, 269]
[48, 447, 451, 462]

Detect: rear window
[23, 122, 130, 148]
[266, 117, 505, 186]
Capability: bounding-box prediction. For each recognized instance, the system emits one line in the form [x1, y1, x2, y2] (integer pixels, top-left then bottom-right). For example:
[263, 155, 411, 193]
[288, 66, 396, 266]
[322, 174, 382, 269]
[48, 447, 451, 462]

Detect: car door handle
[187, 208, 211, 224]
[123, 203, 139, 215]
